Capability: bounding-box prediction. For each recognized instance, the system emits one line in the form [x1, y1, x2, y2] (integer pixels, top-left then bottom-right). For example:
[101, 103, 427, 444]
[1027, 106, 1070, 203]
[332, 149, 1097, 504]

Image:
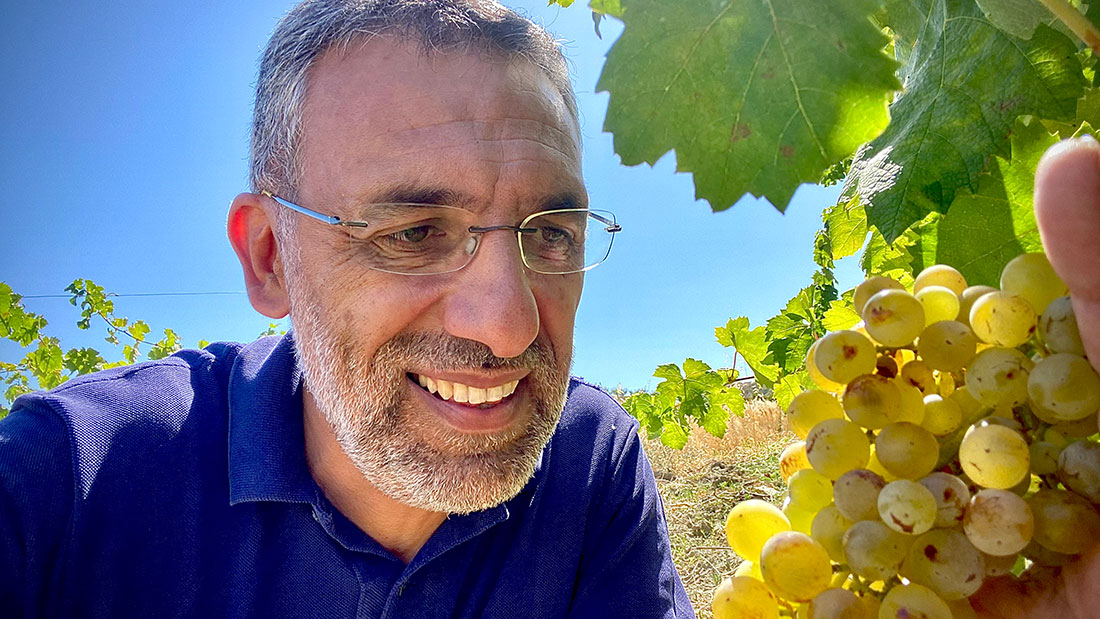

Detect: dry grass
[642, 399, 795, 619]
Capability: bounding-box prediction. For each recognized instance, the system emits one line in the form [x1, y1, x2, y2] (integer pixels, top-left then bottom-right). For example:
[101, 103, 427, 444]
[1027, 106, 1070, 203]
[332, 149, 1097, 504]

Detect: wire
[21, 291, 245, 299]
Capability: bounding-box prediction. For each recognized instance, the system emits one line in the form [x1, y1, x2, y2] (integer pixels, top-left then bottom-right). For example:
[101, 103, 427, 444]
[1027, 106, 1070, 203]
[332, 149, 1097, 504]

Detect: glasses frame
[260, 191, 621, 276]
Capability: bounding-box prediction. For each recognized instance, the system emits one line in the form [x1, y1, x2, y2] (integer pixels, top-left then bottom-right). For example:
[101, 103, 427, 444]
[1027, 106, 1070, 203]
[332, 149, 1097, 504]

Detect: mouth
[409, 372, 521, 409]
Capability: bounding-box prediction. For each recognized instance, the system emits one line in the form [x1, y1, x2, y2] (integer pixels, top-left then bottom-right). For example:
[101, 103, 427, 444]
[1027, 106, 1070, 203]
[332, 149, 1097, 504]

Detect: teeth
[413, 374, 520, 405]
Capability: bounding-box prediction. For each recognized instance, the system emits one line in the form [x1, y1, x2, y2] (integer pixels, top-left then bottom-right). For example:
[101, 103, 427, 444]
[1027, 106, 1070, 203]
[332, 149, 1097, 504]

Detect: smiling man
[0, 1, 693, 617]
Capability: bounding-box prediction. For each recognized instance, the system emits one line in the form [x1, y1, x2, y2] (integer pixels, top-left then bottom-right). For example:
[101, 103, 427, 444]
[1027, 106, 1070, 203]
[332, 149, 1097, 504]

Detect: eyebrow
[360, 184, 588, 213]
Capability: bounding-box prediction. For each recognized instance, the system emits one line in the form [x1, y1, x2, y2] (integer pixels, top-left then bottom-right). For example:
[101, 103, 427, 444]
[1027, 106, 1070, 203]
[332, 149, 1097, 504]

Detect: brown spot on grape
[891, 514, 914, 533]
[843, 345, 857, 360]
[730, 123, 751, 143]
[924, 544, 938, 560]
[944, 488, 954, 500]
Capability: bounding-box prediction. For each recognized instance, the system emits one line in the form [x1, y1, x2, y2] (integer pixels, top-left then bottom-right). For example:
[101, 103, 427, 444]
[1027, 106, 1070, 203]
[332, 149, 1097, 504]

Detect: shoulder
[557, 377, 641, 455]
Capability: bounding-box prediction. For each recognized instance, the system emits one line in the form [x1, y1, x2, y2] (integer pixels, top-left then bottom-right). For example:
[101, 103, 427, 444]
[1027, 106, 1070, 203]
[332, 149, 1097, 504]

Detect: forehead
[298, 37, 582, 205]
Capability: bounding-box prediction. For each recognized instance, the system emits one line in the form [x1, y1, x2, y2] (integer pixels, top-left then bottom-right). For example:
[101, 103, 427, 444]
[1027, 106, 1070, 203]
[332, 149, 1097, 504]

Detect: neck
[302, 389, 447, 564]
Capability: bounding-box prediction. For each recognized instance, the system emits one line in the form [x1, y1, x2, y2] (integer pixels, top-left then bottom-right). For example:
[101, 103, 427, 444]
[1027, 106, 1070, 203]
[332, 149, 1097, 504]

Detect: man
[0, 1, 691, 616]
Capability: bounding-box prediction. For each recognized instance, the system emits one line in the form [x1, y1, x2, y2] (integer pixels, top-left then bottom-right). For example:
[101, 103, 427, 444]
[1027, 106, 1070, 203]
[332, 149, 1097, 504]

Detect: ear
[227, 192, 291, 319]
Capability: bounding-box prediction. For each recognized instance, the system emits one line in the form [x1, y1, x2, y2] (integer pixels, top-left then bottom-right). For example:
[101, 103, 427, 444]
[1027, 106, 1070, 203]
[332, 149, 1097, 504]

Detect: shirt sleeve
[568, 422, 696, 619]
[0, 398, 75, 617]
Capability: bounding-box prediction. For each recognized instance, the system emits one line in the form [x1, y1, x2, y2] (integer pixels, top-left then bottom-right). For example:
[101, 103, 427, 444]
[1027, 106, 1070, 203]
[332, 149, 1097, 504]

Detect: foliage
[585, 0, 1100, 446]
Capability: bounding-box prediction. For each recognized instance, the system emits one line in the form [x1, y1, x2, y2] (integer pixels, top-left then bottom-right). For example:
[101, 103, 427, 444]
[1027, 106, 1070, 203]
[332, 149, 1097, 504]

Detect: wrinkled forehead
[300, 37, 581, 171]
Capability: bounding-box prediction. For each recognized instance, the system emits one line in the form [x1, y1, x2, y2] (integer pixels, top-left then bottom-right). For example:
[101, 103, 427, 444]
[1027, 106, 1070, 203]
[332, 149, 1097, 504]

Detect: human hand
[969, 136, 1100, 618]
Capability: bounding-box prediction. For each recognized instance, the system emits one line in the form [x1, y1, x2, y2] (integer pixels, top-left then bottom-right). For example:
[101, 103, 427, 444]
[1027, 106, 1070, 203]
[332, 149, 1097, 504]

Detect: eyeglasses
[261, 191, 621, 276]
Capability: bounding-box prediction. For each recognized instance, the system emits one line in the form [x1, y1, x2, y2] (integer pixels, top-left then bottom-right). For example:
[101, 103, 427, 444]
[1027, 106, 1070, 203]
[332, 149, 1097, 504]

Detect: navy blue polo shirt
[0, 334, 693, 618]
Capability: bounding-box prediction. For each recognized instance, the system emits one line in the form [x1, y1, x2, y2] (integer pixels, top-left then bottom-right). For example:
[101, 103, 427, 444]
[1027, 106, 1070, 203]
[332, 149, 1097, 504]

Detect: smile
[412, 373, 520, 405]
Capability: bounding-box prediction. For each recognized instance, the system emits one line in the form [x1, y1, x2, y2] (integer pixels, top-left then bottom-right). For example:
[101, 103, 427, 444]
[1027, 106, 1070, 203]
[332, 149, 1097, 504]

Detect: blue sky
[0, 0, 860, 391]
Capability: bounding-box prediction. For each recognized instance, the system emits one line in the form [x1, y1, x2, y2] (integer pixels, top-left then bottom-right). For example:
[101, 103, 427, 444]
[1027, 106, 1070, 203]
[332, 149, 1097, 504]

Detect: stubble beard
[285, 267, 570, 514]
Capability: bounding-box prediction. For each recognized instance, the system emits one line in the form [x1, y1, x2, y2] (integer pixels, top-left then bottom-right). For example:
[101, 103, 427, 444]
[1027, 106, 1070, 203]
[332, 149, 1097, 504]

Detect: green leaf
[860, 227, 917, 288]
[847, 0, 1085, 242]
[822, 298, 862, 332]
[598, 0, 900, 212]
[974, 0, 1053, 39]
[823, 196, 869, 260]
[63, 348, 105, 375]
[548, 0, 575, 7]
[772, 372, 807, 411]
[715, 317, 779, 387]
[130, 320, 151, 342]
[659, 422, 689, 449]
[590, 0, 622, 17]
[916, 116, 1056, 285]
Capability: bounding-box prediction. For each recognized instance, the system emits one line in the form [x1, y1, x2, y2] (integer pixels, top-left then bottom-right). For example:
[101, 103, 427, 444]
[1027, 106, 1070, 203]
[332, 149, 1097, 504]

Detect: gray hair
[250, 0, 578, 213]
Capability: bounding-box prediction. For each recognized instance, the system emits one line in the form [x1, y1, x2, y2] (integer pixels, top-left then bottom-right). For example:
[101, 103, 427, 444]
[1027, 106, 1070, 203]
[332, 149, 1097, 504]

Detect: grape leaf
[823, 196, 869, 260]
[822, 298, 861, 332]
[598, 0, 901, 212]
[974, 0, 1053, 39]
[846, 0, 1085, 243]
[715, 317, 780, 387]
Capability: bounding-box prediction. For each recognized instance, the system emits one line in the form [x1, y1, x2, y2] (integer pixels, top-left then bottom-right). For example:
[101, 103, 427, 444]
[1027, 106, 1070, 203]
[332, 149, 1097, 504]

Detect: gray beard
[287, 284, 570, 514]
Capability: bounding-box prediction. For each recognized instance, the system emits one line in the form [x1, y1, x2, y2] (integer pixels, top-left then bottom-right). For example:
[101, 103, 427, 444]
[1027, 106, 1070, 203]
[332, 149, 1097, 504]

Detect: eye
[389, 225, 433, 244]
[540, 226, 572, 244]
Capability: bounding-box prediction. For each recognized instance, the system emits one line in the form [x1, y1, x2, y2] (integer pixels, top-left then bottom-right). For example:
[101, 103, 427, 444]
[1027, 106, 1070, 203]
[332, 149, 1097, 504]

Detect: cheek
[534, 275, 583, 352]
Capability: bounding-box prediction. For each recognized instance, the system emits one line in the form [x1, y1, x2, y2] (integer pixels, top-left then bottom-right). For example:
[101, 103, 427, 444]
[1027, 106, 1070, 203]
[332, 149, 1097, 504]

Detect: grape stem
[1039, 0, 1100, 56]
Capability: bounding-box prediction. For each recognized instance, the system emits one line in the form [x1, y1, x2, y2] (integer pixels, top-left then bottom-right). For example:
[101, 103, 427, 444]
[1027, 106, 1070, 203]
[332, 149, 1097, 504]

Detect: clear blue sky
[0, 0, 861, 391]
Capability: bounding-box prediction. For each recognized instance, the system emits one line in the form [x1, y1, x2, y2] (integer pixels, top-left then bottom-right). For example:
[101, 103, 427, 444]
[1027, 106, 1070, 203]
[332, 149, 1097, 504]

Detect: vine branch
[1041, 0, 1100, 55]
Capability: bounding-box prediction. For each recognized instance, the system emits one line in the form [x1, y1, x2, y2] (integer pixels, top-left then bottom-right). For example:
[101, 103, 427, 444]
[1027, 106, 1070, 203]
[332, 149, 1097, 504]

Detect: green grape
[958, 422, 1030, 490]
[806, 339, 847, 394]
[899, 528, 985, 600]
[917, 320, 977, 372]
[969, 291, 1037, 347]
[965, 347, 1033, 409]
[914, 264, 968, 296]
[813, 331, 877, 385]
[880, 583, 951, 619]
[789, 469, 836, 513]
[807, 588, 866, 619]
[862, 289, 925, 347]
[842, 374, 899, 430]
[919, 472, 970, 528]
[726, 499, 792, 562]
[915, 285, 960, 327]
[811, 504, 854, 563]
[957, 285, 997, 329]
[963, 489, 1033, 557]
[1057, 440, 1100, 503]
[1028, 488, 1100, 555]
[1029, 440, 1062, 475]
[759, 531, 833, 602]
[899, 360, 936, 394]
[806, 419, 871, 480]
[712, 576, 780, 619]
[780, 441, 811, 483]
[788, 389, 847, 439]
[833, 469, 885, 522]
[1038, 295, 1085, 356]
[1000, 252, 1068, 315]
[854, 276, 905, 316]
[874, 423, 938, 480]
[878, 479, 937, 535]
[1051, 411, 1099, 438]
[1027, 353, 1100, 423]
[784, 499, 818, 535]
[920, 394, 962, 436]
[842, 520, 912, 581]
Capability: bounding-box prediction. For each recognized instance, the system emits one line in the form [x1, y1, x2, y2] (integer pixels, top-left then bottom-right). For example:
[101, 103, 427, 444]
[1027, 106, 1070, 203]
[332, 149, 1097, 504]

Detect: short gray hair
[250, 0, 578, 205]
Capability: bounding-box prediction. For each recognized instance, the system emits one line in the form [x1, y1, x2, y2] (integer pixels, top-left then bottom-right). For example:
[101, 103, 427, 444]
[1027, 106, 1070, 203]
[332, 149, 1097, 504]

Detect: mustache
[372, 331, 556, 373]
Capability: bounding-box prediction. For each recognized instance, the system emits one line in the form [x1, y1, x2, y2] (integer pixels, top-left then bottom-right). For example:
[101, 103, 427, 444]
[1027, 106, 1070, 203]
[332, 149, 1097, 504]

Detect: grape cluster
[713, 255, 1100, 619]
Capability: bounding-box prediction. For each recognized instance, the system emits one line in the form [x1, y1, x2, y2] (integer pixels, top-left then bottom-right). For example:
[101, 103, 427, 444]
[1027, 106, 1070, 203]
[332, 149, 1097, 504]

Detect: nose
[441, 230, 540, 359]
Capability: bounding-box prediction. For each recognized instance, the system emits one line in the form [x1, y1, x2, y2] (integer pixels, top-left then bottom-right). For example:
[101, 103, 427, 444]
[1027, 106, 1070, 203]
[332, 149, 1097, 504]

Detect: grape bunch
[712, 254, 1100, 619]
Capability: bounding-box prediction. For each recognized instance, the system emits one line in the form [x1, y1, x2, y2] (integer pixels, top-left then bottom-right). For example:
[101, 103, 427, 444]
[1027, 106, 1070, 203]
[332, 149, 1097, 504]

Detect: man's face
[282, 39, 585, 513]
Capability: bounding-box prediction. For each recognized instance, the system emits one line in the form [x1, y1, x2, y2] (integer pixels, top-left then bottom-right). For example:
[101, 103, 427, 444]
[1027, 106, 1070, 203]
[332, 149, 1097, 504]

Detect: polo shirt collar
[227, 332, 316, 505]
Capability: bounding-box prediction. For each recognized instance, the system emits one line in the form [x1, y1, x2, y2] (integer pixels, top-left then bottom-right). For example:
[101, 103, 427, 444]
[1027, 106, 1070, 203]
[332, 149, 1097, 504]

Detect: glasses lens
[520, 209, 617, 274]
[344, 204, 476, 275]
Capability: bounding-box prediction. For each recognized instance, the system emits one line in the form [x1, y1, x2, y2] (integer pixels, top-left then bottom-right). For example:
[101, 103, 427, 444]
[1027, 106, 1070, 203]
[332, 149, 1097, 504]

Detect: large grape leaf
[845, 0, 1085, 243]
[598, 0, 901, 212]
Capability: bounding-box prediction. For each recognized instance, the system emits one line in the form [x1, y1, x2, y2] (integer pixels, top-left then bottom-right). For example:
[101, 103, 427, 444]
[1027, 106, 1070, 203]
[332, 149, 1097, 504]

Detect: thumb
[1034, 136, 1100, 367]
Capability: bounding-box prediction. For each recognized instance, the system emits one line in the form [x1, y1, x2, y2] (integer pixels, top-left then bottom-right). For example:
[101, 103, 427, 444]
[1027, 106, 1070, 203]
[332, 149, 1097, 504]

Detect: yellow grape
[880, 583, 951, 619]
[959, 422, 1030, 490]
[888, 380, 926, 425]
[733, 559, 763, 580]
[1027, 353, 1100, 423]
[780, 441, 812, 482]
[1051, 411, 1099, 438]
[759, 531, 832, 602]
[813, 331, 877, 385]
[899, 359, 935, 394]
[853, 276, 905, 315]
[832, 468, 885, 522]
[915, 285, 960, 326]
[806, 339, 846, 393]
[862, 289, 925, 347]
[947, 385, 983, 426]
[866, 444, 898, 482]
[877, 479, 937, 535]
[811, 504, 854, 563]
[1027, 488, 1100, 555]
[917, 320, 977, 372]
[899, 528, 985, 600]
[982, 551, 1018, 578]
[913, 264, 967, 296]
[789, 469, 835, 513]
[920, 394, 962, 436]
[957, 285, 997, 328]
[1000, 252, 1068, 315]
[1038, 295, 1085, 356]
[712, 576, 780, 619]
[842, 374, 899, 430]
[935, 369, 955, 396]
[874, 422, 939, 480]
[969, 291, 1037, 348]
[919, 472, 970, 528]
[725, 499, 792, 561]
[787, 390, 846, 439]
[963, 489, 1033, 556]
[783, 499, 816, 535]
[965, 347, 1033, 409]
[805, 419, 871, 480]
[842, 520, 912, 581]
[1029, 440, 1062, 475]
[1057, 440, 1100, 503]
[807, 588, 866, 619]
